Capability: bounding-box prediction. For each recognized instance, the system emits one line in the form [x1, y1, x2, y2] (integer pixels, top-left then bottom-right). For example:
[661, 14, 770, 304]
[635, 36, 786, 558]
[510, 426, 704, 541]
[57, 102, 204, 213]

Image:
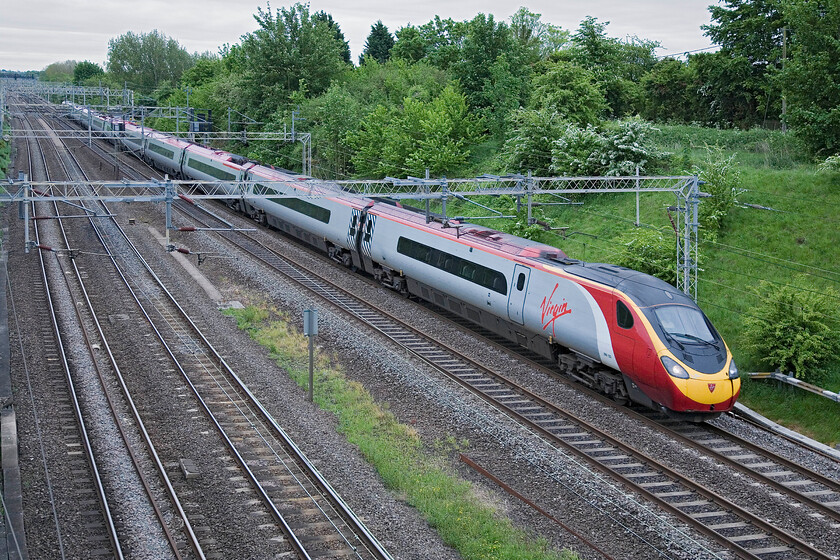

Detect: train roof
[562, 262, 694, 308]
[370, 202, 569, 259]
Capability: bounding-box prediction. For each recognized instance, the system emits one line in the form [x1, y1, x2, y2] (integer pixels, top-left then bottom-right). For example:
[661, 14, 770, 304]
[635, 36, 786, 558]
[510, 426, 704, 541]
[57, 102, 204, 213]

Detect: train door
[346, 204, 375, 271]
[508, 265, 530, 325]
[613, 295, 656, 388]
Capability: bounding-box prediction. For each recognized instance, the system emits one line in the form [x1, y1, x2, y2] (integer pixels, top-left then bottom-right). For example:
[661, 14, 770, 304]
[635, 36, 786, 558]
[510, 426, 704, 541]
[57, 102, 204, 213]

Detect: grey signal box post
[304, 309, 318, 402]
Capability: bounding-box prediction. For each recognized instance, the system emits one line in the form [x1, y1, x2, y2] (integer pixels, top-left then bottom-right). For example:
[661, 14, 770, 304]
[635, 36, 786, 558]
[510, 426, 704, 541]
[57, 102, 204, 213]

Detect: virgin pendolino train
[67, 103, 741, 422]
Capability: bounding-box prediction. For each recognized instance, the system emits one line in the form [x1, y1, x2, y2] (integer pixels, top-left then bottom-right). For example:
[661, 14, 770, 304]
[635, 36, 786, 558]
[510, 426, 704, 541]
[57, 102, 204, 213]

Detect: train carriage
[63, 102, 740, 421]
[140, 130, 190, 177]
[241, 166, 365, 258]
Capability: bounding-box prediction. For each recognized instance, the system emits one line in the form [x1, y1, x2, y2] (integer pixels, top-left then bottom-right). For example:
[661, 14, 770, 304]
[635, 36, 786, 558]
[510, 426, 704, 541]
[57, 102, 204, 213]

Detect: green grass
[1, 122, 10, 178]
[224, 305, 578, 560]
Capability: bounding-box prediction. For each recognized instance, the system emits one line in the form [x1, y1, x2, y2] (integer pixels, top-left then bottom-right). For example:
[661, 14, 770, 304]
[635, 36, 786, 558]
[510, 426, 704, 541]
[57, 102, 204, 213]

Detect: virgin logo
[540, 283, 572, 335]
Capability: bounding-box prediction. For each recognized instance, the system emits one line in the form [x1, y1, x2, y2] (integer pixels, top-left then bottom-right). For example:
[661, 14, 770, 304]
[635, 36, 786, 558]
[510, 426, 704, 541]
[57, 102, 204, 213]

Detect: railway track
[426, 305, 840, 523]
[48, 108, 390, 557]
[39, 96, 837, 557]
[12, 106, 129, 559]
[28, 104, 207, 556]
[15, 103, 391, 559]
[84, 199, 391, 559]
[174, 198, 837, 560]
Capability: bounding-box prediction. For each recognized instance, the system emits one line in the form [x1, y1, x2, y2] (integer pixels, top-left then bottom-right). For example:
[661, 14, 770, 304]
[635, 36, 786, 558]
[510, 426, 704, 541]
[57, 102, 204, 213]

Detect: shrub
[613, 227, 678, 286]
[502, 108, 568, 176]
[692, 146, 744, 237]
[818, 154, 840, 173]
[550, 118, 666, 177]
[549, 123, 605, 176]
[741, 281, 840, 383]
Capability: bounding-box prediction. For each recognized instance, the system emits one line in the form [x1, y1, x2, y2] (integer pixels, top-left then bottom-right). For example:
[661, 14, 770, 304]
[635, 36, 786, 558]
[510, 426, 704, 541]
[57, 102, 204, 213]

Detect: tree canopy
[107, 30, 194, 91]
[361, 21, 394, 64]
[73, 60, 104, 85]
[778, 0, 840, 156]
[235, 3, 349, 119]
[73, 1, 840, 178]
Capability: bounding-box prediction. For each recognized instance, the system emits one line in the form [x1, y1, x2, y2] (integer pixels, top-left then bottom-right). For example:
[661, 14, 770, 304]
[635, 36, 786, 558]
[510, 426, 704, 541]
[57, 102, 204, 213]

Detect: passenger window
[516, 273, 526, 291]
[616, 301, 634, 329]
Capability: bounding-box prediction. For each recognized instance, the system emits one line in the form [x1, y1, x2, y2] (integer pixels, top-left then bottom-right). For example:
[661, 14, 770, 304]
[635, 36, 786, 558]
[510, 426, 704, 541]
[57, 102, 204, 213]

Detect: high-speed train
[67, 103, 740, 421]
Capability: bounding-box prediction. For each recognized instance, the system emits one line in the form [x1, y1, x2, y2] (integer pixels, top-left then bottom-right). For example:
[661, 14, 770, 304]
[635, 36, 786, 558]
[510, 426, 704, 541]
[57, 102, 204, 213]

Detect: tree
[299, 58, 452, 177]
[703, 0, 786, 68]
[41, 60, 76, 82]
[509, 7, 569, 61]
[73, 60, 104, 85]
[313, 11, 352, 64]
[302, 85, 364, 178]
[451, 14, 531, 136]
[778, 0, 840, 156]
[568, 17, 658, 117]
[502, 108, 568, 175]
[701, 0, 787, 125]
[529, 61, 606, 126]
[331, 58, 448, 108]
[236, 3, 349, 119]
[347, 86, 484, 178]
[107, 30, 194, 92]
[391, 26, 426, 63]
[361, 21, 394, 64]
[415, 17, 467, 70]
[690, 51, 762, 127]
[641, 58, 696, 123]
[180, 56, 222, 88]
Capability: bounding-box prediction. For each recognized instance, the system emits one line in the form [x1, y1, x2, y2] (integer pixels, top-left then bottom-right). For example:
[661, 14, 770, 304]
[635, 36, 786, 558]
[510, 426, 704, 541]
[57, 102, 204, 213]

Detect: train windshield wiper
[671, 332, 720, 349]
[661, 330, 685, 351]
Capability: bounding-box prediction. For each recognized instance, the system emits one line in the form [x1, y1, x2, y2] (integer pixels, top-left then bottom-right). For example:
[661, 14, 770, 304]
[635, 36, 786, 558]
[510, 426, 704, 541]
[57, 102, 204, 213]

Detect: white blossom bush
[818, 154, 840, 173]
[550, 118, 667, 176]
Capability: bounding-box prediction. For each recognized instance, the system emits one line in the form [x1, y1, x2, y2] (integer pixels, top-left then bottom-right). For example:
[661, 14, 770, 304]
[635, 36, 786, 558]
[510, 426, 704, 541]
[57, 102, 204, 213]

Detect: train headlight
[661, 356, 689, 379]
[728, 359, 739, 379]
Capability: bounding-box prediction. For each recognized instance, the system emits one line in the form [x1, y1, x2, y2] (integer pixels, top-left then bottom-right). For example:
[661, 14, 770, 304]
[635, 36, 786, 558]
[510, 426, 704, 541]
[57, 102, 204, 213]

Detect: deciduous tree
[41, 60, 76, 82]
[701, 0, 787, 125]
[73, 60, 104, 85]
[236, 3, 348, 119]
[347, 86, 483, 177]
[107, 30, 194, 92]
[529, 61, 606, 126]
[778, 0, 840, 156]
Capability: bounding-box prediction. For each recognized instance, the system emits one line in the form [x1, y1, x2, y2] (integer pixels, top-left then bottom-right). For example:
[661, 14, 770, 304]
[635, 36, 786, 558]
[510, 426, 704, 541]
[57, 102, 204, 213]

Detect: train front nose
[662, 355, 741, 411]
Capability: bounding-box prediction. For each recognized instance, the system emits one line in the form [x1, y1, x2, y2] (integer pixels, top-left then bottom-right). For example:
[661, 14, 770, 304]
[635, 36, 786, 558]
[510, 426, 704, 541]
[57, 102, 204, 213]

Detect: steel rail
[33, 106, 206, 559]
[54, 106, 391, 560]
[426, 305, 840, 523]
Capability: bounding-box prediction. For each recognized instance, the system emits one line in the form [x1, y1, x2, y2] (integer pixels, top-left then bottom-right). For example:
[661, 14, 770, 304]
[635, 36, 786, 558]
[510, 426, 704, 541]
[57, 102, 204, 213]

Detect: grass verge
[737, 378, 840, 446]
[223, 304, 578, 560]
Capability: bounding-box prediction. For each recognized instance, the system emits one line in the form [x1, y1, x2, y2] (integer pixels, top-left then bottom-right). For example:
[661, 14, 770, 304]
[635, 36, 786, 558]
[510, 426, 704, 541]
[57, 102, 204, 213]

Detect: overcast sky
[0, 0, 720, 72]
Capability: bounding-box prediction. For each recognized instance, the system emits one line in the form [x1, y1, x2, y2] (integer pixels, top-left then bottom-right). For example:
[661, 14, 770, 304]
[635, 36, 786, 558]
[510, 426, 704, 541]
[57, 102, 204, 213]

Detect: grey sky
[0, 0, 720, 72]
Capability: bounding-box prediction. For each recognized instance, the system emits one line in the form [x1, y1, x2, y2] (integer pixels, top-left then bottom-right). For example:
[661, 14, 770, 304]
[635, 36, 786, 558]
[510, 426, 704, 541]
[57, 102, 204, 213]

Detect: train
[66, 102, 740, 422]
